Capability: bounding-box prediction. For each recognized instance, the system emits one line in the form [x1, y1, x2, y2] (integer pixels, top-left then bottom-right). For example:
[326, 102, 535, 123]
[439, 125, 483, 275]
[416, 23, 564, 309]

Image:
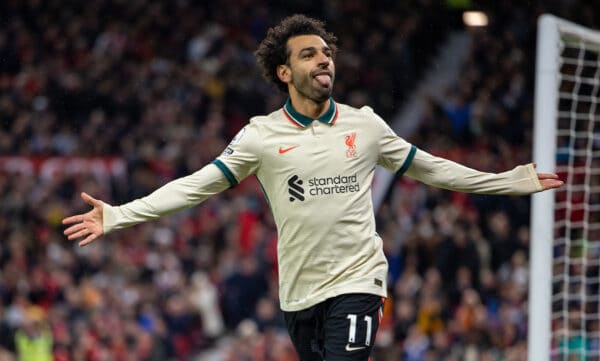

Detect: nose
[317, 51, 330, 67]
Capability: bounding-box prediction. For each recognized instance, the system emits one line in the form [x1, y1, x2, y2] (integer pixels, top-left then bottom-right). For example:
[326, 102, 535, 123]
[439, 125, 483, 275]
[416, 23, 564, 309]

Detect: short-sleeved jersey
[214, 98, 416, 311]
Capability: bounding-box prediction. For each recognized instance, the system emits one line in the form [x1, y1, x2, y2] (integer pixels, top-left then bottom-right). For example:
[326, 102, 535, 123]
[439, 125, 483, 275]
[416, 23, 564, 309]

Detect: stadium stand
[0, 1, 597, 360]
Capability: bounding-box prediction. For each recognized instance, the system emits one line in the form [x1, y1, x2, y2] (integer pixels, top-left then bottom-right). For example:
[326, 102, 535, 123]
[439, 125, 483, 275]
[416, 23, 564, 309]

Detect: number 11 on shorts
[346, 314, 372, 346]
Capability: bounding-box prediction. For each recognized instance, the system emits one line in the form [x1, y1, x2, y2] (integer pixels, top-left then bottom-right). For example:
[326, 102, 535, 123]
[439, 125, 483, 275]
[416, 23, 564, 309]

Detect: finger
[62, 214, 83, 225]
[79, 234, 98, 247]
[68, 228, 90, 241]
[64, 222, 86, 236]
[81, 192, 101, 208]
[81, 192, 96, 206]
[541, 179, 564, 189]
[538, 173, 560, 179]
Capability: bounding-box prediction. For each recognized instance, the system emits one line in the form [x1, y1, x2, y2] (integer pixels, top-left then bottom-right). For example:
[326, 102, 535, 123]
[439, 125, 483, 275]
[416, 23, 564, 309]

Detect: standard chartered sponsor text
[308, 174, 360, 195]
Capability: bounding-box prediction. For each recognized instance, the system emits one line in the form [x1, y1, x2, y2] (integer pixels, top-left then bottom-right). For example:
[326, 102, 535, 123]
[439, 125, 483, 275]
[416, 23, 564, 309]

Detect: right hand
[62, 192, 104, 246]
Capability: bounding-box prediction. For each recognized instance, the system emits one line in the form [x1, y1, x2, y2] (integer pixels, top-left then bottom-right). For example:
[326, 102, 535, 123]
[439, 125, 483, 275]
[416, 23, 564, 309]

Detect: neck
[288, 89, 330, 119]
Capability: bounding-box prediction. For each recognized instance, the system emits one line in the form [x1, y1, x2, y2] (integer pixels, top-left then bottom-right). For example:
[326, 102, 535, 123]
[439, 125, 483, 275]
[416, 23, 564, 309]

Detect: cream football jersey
[102, 98, 542, 312]
[213, 99, 415, 311]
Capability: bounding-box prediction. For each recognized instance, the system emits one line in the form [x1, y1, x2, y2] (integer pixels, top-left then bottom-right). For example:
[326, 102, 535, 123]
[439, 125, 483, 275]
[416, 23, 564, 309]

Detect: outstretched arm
[404, 149, 563, 195]
[62, 163, 231, 246]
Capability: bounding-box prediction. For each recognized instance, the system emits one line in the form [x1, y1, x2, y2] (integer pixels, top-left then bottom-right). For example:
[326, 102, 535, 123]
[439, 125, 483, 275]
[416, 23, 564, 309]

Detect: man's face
[282, 35, 335, 103]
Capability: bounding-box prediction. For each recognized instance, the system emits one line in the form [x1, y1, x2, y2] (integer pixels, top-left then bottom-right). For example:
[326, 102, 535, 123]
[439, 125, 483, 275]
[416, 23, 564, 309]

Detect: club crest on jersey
[345, 132, 357, 158]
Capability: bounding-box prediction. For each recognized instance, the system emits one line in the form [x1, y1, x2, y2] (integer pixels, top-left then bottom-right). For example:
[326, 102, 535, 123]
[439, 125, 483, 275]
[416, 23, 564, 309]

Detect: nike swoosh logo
[278, 145, 299, 154]
[345, 344, 366, 352]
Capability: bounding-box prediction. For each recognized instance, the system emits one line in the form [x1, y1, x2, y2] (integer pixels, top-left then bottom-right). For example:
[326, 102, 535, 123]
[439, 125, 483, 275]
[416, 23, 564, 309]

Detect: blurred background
[0, 1, 598, 360]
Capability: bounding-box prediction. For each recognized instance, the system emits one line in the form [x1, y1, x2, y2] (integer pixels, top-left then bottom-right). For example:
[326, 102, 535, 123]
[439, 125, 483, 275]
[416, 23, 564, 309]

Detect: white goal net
[530, 15, 600, 361]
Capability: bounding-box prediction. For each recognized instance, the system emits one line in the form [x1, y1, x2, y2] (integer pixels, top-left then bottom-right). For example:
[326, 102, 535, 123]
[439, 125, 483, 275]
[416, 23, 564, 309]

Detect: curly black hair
[255, 14, 338, 93]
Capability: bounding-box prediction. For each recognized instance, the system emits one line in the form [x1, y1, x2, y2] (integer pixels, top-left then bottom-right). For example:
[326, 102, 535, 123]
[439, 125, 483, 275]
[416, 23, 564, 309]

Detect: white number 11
[346, 314, 372, 346]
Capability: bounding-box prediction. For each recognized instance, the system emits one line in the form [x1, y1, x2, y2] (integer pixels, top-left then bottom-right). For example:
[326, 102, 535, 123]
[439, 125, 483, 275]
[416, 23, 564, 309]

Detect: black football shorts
[283, 293, 385, 361]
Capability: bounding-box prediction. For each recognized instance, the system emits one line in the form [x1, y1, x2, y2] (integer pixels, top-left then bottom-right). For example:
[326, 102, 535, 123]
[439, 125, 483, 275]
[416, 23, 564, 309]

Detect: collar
[283, 97, 338, 128]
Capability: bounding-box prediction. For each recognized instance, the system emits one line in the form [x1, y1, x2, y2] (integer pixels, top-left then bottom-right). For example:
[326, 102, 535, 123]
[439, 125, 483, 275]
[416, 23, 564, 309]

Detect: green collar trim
[283, 98, 338, 127]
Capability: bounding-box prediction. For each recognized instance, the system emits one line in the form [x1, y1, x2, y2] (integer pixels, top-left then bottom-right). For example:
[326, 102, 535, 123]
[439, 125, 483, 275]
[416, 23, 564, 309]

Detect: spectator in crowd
[14, 306, 53, 361]
[0, 0, 597, 360]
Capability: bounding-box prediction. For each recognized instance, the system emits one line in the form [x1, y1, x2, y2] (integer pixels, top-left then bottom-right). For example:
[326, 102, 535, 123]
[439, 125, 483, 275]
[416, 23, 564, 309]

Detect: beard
[291, 68, 334, 103]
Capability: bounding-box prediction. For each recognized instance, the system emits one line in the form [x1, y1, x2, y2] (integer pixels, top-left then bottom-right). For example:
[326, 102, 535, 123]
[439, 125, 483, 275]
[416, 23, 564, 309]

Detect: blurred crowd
[0, 0, 598, 361]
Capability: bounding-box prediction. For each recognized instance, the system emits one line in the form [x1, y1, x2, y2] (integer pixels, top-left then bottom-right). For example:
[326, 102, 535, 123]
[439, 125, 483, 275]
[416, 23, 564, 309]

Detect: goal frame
[529, 14, 600, 361]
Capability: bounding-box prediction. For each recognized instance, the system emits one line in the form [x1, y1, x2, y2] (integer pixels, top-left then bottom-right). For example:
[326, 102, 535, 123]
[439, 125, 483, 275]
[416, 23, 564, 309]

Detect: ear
[277, 64, 292, 84]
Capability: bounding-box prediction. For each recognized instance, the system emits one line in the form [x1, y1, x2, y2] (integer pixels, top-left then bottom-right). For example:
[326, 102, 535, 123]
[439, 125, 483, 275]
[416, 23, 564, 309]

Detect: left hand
[533, 164, 564, 191]
[537, 173, 564, 190]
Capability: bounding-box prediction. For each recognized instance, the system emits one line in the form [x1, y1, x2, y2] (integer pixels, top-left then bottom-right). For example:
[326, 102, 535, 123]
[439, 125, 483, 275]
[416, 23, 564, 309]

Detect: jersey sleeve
[103, 163, 230, 234]
[213, 121, 262, 187]
[367, 107, 416, 173]
[404, 149, 543, 195]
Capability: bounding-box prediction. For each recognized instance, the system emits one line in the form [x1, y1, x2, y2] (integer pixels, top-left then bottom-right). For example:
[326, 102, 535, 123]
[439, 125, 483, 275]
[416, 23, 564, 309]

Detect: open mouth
[313, 70, 332, 87]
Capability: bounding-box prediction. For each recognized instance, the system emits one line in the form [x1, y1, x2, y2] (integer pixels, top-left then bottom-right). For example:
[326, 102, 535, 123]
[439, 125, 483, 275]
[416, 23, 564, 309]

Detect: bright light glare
[463, 11, 488, 27]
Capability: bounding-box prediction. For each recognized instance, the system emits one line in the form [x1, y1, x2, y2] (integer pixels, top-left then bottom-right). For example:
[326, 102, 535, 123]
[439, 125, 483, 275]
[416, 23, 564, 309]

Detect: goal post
[530, 14, 600, 361]
[529, 14, 559, 361]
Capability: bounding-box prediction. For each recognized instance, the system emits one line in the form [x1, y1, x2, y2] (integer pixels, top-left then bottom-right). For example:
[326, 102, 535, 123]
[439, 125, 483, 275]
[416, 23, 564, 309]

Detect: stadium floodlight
[530, 14, 600, 361]
[462, 11, 488, 27]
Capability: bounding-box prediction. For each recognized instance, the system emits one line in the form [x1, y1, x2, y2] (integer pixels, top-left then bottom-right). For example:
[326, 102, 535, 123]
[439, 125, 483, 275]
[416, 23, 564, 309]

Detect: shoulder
[240, 112, 275, 136]
[228, 116, 265, 148]
[246, 107, 286, 129]
[235, 107, 288, 144]
[249, 113, 273, 124]
[336, 102, 372, 115]
[337, 103, 391, 135]
[336, 103, 384, 123]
